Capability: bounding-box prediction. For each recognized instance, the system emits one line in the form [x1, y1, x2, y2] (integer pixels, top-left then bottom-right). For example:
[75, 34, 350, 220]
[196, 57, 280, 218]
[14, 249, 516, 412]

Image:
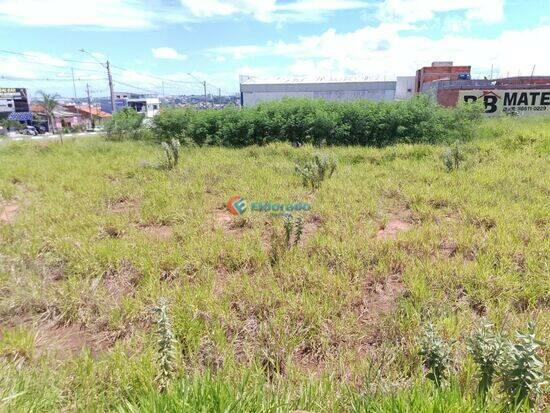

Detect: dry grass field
[0, 117, 548, 411]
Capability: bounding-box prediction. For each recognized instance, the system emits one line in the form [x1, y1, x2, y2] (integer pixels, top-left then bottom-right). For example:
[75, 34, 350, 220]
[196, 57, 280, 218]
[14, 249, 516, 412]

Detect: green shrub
[499, 322, 546, 408]
[161, 139, 181, 170]
[104, 108, 147, 141]
[467, 321, 504, 399]
[154, 299, 177, 393]
[419, 324, 451, 387]
[269, 214, 305, 265]
[295, 153, 337, 189]
[283, 214, 304, 248]
[149, 96, 482, 147]
[441, 140, 465, 172]
[153, 107, 195, 142]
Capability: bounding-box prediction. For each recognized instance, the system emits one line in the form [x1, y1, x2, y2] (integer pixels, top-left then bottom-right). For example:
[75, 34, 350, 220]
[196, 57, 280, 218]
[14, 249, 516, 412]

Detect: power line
[0, 74, 105, 82]
[110, 63, 227, 95]
[0, 49, 98, 66]
[0, 48, 233, 97]
[110, 64, 207, 87]
[114, 80, 160, 94]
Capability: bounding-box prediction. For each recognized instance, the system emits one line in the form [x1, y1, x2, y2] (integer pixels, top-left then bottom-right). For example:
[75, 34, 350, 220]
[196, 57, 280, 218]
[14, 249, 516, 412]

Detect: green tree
[104, 107, 146, 141]
[36, 91, 61, 142]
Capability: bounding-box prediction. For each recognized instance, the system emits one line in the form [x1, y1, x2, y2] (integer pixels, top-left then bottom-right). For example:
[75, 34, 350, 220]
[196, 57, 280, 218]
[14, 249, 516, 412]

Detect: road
[0, 131, 101, 146]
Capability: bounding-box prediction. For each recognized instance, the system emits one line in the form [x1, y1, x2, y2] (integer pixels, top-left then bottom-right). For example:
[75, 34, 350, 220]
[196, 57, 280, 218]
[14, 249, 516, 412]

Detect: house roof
[30, 103, 76, 118]
[31, 103, 111, 118]
[63, 104, 111, 118]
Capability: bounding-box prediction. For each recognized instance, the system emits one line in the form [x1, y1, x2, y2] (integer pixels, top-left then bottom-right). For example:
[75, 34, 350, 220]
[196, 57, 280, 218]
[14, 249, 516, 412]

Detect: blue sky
[0, 0, 548, 98]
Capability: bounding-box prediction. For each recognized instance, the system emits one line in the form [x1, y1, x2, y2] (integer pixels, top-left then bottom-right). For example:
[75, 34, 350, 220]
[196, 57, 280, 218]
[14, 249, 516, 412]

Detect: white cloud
[0, 0, 157, 28]
[0, 51, 111, 98]
[179, 0, 243, 17]
[180, 0, 369, 22]
[211, 45, 266, 60]
[228, 24, 550, 80]
[18, 51, 69, 68]
[0, 0, 370, 28]
[376, 0, 504, 24]
[0, 0, 505, 28]
[152, 47, 187, 61]
[0, 51, 73, 80]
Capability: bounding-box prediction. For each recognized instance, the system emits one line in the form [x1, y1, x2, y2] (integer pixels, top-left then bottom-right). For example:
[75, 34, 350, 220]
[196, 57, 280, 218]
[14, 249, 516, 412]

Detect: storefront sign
[459, 90, 550, 115]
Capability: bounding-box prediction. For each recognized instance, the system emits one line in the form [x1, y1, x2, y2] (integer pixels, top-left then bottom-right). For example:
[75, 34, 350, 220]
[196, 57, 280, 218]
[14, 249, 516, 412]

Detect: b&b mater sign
[459, 90, 550, 115]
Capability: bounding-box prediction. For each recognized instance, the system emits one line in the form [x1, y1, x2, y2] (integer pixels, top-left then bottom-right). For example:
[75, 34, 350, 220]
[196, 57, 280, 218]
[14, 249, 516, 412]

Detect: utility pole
[71, 67, 78, 102]
[86, 83, 94, 129]
[202, 81, 207, 108]
[218, 88, 221, 106]
[530, 65, 536, 78]
[489, 64, 493, 80]
[79, 49, 116, 113]
[106, 60, 115, 113]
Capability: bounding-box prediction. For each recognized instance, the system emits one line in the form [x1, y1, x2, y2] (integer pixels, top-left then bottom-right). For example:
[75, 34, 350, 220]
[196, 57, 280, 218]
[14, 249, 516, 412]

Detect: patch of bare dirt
[377, 218, 411, 239]
[428, 198, 450, 209]
[440, 239, 458, 258]
[212, 208, 253, 236]
[0, 318, 116, 360]
[300, 213, 323, 245]
[356, 274, 405, 324]
[213, 208, 233, 228]
[0, 200, 19, 224]
[102, 259, 140, 300]
[471, 216, 496, 230]
[34, 322, 111, 358]
[103, 224, 124, 239]
[108, 196, 139, 213]
[353, 273, 406, 351]
[139, 224, 173, 240]
[213, 265, 230, 297]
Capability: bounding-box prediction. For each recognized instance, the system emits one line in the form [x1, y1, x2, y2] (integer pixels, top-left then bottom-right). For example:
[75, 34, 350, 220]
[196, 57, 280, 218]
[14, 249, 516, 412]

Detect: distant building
[63, 104, 111, 127]
[415, 62, 471, 93]
[422, 76, 550, 115]
[239, 75, 396, 107]
[414, 62, 550, 115]
[31, 103, 84, 130]
[395, 76, 416, 100]
[99, 92, 160, 117]
[0, 87, 32, 123]
[127, 97, 160, 118]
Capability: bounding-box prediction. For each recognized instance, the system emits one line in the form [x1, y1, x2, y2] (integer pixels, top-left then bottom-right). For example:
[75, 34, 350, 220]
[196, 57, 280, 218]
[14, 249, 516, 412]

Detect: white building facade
[239, 76, 397, 107]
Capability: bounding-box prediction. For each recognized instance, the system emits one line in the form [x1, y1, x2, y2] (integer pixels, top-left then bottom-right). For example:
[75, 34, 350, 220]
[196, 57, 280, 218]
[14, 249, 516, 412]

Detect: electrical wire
[0, 48, 233, 96]
[0, 49, 98, 66]
[0, 75, 105, 82]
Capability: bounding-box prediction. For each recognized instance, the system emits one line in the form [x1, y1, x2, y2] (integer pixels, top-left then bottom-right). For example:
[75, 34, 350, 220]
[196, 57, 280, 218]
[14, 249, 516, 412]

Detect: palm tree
[36, 91, 61, 141]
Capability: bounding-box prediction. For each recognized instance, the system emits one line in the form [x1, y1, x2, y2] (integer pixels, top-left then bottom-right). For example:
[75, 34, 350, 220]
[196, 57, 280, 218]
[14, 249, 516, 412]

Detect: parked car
[21, 126, 38, 136]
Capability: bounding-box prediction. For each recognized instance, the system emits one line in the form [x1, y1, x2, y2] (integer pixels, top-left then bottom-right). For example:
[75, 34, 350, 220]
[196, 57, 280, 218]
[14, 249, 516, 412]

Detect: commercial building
[395, 76, 416, 100]
[239, 75, 397, 107]
[238, 60, 550, 116]
[0, 87, 32, 122]
[417, 62, 550, 116]
[415, 61, 471, 93]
